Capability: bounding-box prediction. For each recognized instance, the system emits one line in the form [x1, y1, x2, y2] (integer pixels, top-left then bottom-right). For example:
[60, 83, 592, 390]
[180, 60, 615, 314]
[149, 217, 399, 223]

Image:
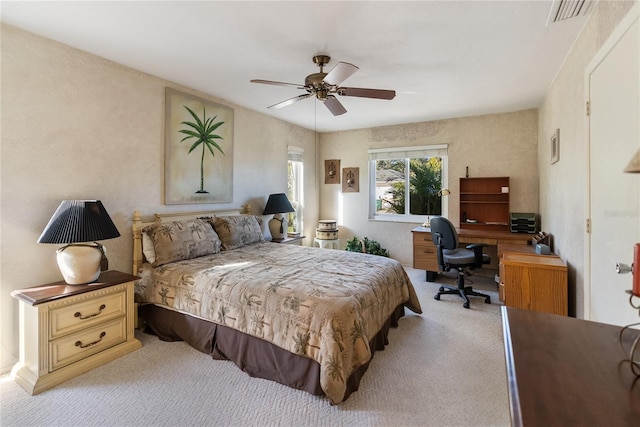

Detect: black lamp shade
[37, 200, 121, 244]
[263, 193, 295, 215]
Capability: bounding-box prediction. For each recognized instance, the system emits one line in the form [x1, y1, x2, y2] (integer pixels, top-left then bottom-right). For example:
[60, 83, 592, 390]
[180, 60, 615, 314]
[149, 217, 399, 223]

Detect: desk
[502, 307, 640, 426]
[412, 226, 531, 281]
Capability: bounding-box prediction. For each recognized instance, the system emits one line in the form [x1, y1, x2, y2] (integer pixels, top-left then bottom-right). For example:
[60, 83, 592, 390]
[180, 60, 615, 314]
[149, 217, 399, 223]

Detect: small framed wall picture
[325, 159, 340, 184]
[551, 128, 560, 164]
[342, 167, 359, 192]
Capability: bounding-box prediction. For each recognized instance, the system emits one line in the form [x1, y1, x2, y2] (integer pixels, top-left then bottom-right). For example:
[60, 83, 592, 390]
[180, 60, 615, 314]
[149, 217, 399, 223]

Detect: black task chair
[430, 216, 491, 309]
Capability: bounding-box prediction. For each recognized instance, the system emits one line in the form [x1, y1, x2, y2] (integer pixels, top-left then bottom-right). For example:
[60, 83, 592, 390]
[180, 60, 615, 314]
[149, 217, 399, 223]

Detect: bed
[132, 209, 422, 404]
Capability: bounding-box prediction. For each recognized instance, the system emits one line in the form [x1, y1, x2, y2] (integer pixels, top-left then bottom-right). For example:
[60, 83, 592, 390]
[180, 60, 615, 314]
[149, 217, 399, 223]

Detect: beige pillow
[143, 218, 221, 267]
[208, 215, 264, 250]
[142, 230, 156, 264]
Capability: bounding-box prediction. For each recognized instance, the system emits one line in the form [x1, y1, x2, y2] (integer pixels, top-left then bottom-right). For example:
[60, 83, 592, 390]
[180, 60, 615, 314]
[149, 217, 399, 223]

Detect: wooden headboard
[132, 208, 245, 274]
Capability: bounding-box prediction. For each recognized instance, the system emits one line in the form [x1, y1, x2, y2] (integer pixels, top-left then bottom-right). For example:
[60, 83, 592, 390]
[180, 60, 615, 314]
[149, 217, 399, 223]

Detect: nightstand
[10, 270, 142, 395]
[271, 235, 306, 245]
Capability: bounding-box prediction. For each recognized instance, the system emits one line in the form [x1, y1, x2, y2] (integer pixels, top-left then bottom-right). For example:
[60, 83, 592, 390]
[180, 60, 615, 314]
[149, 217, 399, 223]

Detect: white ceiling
[1, 1, 590, 132]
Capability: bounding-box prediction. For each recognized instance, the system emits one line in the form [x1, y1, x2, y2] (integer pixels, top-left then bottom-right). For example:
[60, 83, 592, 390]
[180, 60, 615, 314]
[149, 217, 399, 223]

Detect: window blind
[368, 144, 448, 160]
[288, 146, 304, 162]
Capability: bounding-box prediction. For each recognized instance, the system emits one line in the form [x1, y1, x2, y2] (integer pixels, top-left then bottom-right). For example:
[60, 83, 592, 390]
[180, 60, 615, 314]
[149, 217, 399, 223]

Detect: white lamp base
[268, 214, 288, 240]
[56, 243, 103, 285]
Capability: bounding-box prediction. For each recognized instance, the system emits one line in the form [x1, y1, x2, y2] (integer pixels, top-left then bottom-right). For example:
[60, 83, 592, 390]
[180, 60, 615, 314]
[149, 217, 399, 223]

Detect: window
[287, 146, 304, 233]
[369, 145, 448, 221]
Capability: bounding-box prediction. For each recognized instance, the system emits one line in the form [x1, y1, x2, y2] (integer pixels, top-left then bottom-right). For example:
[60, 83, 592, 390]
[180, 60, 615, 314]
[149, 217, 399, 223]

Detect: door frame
[583, 2, 640, 320]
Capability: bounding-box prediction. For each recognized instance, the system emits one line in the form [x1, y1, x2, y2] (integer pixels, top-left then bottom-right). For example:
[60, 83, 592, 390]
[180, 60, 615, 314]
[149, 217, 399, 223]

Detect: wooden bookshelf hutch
[459, 177, 510, 232]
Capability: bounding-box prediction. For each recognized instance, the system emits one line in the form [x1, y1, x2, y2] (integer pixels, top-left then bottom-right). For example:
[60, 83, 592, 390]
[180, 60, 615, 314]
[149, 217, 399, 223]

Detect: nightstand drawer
[49, 316, 126, 371]
[49, 289, 127, 339]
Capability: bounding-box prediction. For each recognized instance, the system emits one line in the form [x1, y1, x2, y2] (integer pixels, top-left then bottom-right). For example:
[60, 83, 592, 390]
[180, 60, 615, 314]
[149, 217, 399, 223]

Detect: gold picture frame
[342, 167, 359, 192]
[165, 88, 234, 204]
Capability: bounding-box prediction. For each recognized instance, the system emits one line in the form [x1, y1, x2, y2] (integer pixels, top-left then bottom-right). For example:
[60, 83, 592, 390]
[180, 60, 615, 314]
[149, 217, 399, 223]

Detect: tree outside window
[375, 157, 444, 217]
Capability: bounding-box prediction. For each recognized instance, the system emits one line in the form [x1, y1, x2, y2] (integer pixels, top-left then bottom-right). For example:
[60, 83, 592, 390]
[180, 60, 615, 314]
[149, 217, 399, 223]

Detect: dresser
[502, 307, 640, 426]
[10, 270, 142, 395]
[499, 251, 568, 316]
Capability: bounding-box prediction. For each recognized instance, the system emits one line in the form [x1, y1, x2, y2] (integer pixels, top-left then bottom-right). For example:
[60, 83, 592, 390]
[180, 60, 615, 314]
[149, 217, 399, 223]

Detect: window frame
[368, 144, 448, 223]
[287, 146, 304, 233]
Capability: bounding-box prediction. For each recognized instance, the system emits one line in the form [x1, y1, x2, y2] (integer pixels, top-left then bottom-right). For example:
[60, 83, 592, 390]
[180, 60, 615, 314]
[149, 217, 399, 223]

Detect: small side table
[10, 270, 142, 395]
[314, 238, 340, 249]
[271, 235, 306, 245]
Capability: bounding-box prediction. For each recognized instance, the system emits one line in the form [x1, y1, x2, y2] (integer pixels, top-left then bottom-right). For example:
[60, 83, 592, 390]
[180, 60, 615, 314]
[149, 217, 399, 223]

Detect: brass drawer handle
[75, 332, 106, 349]
[74, 304, 106, 320]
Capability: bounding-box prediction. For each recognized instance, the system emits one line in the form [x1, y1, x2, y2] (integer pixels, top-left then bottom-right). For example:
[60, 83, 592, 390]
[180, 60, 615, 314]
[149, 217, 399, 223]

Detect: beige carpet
[0, 267, 510, 427]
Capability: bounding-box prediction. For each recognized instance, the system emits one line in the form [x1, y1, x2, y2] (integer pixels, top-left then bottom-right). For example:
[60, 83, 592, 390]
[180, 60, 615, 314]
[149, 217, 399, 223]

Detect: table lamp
[263, 193, 295, 240]
[37, 200, 121, 285]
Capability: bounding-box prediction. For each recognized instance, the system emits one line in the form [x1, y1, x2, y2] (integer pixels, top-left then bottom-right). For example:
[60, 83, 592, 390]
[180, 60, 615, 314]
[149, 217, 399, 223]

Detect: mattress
[135, 241, 421, 403]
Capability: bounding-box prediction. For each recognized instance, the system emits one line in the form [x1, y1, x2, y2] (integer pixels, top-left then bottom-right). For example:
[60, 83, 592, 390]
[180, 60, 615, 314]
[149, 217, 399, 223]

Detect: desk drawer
[49, 289, 127, 339]
[413, 246, 439, 271]
[413, 232, 434, 248]
[49, 316, 126, 371]
[413, 233, 439, 271]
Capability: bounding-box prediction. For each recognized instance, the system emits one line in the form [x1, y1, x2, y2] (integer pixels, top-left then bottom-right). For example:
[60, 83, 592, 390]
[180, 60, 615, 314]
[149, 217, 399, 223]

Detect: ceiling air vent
[546, 0, 595, 25]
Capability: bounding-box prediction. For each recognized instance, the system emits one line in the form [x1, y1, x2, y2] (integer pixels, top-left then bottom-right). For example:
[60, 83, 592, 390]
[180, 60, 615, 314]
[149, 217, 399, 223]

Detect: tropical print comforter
[135, 242, 422, 404]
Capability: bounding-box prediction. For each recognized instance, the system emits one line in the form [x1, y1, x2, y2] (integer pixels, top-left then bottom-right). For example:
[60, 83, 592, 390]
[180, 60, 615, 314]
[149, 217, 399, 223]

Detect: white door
[587, 5, 640, 326]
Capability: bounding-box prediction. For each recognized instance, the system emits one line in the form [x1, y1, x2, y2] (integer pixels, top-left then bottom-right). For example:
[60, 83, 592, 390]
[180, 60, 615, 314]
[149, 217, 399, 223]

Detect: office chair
[430, 216, 492, 309]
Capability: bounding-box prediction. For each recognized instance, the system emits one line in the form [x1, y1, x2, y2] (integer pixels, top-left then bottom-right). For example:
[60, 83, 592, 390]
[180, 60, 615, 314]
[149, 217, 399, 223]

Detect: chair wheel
[463, 302, 470, 309]
[485, 297, 491, 304]
[434, 294, 441, 301]
[438, 286, 445, 292]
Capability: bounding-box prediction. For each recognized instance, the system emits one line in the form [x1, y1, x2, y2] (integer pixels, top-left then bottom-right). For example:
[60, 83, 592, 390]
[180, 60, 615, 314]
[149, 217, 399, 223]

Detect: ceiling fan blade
[251, 79, 304, 89]
[324, 62, 359, 86]
[338, 87, 396, 100]
[323, 95, 347, 116]
[268, 93, 312, 110]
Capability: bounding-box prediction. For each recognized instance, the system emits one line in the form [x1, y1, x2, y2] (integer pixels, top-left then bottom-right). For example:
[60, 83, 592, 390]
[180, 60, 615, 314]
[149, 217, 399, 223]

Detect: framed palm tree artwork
[165, 88, 234, 204]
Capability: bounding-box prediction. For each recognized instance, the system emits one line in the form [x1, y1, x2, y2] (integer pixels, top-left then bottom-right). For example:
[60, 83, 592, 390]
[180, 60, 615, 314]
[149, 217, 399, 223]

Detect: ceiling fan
[250, 55, 396, 116]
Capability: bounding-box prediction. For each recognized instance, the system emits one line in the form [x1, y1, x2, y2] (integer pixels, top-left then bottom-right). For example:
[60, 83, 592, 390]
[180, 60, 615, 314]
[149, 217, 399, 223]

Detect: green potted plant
[345, 236, 389, 257]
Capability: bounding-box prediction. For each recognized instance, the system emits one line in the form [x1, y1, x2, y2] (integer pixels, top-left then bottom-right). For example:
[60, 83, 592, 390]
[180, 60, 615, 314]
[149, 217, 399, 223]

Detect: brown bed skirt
[139, 303, 406, 403]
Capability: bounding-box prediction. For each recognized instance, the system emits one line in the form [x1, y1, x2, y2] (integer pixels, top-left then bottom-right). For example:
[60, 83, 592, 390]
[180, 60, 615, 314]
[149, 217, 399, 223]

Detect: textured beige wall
[538, 0, 635, 318]
[319, 109, 539, 265]
[0, 24, 318, 370]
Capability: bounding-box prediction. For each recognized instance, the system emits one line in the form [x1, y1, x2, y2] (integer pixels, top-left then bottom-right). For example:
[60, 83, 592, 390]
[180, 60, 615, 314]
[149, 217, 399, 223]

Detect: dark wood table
[502, 306, 640, 426]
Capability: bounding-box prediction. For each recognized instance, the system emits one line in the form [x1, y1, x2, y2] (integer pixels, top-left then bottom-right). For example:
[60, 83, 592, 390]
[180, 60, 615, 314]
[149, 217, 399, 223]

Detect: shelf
[460, 177, 510, 231]
[460, 192, 507, 195]
[461, 201, 509, 204]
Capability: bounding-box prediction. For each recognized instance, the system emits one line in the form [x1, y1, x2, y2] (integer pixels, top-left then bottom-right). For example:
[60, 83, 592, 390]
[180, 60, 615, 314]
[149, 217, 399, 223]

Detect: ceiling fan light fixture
[312, 55, 331, 70]
[251, 55, 396, 116]
[305, 73, 327, 88]
[316, 89, 328, 100]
